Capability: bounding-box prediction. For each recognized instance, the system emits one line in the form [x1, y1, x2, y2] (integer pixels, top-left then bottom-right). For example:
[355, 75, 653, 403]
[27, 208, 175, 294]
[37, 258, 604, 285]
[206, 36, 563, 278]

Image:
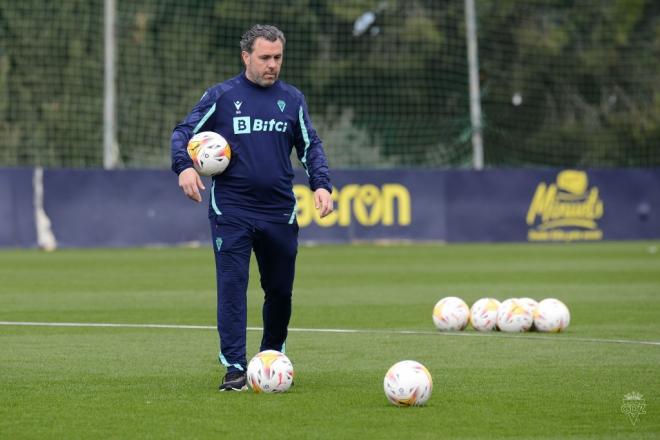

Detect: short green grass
[1, 242, 659, 439]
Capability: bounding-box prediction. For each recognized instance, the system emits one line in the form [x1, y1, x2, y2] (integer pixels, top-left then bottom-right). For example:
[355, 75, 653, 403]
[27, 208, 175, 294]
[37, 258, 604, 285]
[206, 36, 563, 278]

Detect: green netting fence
[1, 0, 658, 168]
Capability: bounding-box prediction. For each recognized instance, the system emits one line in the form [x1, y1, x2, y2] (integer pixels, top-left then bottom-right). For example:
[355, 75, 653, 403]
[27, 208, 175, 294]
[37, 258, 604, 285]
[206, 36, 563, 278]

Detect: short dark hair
[240, 24, 286, 53]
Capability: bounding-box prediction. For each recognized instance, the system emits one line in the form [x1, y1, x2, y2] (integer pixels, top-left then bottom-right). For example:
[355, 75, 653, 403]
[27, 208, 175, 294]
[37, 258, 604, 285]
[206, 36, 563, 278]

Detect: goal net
[1, 0, 658, 168]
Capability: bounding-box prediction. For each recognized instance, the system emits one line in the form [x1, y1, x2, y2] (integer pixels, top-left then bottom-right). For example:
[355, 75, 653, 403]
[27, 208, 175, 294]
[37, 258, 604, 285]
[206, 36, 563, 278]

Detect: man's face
[242, 37, 283, 87]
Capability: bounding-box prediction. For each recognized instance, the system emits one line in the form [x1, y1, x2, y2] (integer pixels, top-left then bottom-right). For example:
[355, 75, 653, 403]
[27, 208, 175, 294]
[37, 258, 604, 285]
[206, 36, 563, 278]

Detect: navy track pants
[210, 214, 298, 372]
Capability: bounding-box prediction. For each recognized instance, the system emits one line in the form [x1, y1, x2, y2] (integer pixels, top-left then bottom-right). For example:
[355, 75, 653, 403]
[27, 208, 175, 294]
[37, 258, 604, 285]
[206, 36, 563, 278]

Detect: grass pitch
[1, 242, 659, 439]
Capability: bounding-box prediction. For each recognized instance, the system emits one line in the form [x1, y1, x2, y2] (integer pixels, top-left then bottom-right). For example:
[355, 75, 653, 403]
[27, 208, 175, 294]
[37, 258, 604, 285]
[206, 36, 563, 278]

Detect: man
[171, 24, 333, 391]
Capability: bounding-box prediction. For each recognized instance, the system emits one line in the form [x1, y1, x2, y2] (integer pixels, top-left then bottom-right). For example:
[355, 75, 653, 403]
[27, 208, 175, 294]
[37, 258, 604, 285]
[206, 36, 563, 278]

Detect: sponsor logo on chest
[233, 116, 288, 134]
[231, 99, 289, 134]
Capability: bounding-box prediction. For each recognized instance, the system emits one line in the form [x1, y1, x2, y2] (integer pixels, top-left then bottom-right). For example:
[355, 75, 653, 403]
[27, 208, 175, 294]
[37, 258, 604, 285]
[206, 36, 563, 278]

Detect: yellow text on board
[526, 170, 604, 241]
[294, 183, 411, 228]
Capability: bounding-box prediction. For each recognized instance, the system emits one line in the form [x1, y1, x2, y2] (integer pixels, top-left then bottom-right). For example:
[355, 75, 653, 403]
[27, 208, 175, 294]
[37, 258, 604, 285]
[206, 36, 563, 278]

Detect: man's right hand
[178, 167, 205, 203]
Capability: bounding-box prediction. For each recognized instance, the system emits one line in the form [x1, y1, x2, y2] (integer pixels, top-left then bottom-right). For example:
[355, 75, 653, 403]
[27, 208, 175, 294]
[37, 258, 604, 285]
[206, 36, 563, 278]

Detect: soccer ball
[518, 297, 538, 316]
[534, 298, 570, 332]
[383, 360, 433, 407]
[497, 298, 534, 332]
[518, 297, 539, 329]
[432, 296, 469, 331]
[246, 350, 294, 393]
[187, 131, 231, 176]
[469, 298, 501, 331]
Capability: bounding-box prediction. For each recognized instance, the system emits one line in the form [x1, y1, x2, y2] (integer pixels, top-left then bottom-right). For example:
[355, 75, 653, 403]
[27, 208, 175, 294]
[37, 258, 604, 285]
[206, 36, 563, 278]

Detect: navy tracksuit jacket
[171, 72, 331, 371]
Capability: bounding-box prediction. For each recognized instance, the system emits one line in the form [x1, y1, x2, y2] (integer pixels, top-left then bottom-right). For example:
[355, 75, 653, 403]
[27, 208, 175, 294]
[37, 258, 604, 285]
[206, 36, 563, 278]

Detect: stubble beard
[255, 72, 277, 87]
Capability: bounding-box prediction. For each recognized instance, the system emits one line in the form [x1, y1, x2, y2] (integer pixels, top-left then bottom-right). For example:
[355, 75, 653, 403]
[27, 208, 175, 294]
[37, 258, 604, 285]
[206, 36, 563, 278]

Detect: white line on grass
[1, 320, 659, 347]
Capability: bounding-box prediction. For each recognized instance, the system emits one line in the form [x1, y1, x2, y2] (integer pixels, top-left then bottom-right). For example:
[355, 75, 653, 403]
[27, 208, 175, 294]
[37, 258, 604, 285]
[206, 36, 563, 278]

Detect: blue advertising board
[41, 169, 210, 248]
[297, 168, 660, 243]
[0, 169, 37, 248]
[293, 170, 446, 242]
[0, 167, 658, 248]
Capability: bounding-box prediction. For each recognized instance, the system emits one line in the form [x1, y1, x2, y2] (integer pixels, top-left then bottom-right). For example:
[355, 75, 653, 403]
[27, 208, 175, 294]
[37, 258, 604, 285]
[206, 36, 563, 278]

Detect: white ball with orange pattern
[383, 360, 433, 407]
[469, 297, 501, 331]
[518, 297, 539, 329]
[518, 297, 539, 317]
[186, 131, 232, 176]
[534, 298, 570, 332]
[246, 350, 294, 393]
[432, 296, 470, 331]
[497, 298, 534, 332]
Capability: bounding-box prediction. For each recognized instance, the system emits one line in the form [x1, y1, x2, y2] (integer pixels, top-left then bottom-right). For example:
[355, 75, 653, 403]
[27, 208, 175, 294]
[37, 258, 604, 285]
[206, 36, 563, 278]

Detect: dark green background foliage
[1, 0, 659, 168]
[479, 0, 660, 167]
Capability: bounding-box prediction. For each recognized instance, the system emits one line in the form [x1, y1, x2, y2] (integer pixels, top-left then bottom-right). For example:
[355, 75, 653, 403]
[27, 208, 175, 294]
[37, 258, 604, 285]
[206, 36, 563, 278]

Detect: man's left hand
[314, 188, 333, 218]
